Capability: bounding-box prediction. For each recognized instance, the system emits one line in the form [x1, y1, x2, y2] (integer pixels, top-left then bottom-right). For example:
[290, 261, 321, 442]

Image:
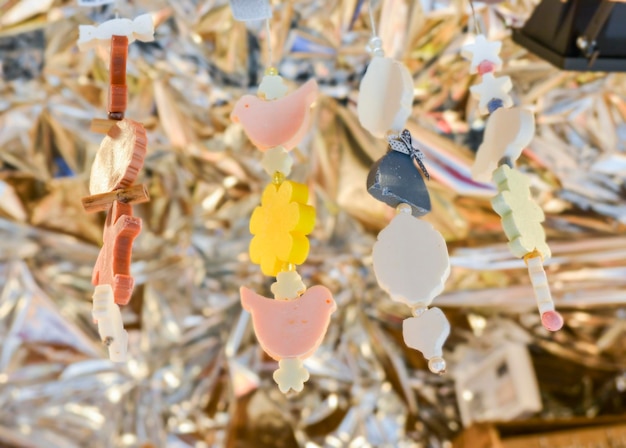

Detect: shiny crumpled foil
[0, 0, 625, 446]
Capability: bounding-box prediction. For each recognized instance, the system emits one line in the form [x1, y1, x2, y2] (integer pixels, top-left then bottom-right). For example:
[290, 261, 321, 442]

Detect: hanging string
[468, 0, 482, 36]
[265, 18, 274, 70]
[368, 0, 377, 38]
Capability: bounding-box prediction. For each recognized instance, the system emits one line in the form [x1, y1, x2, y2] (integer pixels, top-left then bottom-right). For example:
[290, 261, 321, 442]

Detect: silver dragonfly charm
[387, 129, 430, 180]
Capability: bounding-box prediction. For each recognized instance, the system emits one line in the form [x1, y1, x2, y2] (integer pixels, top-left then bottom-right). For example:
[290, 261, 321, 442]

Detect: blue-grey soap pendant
[366, 150, 431, 217]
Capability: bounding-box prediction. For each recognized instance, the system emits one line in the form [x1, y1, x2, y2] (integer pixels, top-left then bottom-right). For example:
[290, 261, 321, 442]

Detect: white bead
[357, 57, 414, 138]
[258, 74, 289, 100]
[461, 35, 503, 74]
[491, 165, 551, 259]
[369, 36, 383, 50]
[261, 146, 292, 177]
[92, 285, 128, 363]
[472, 107, 535, 182]
[428, 357, 447, 374]
[77, 14, 154, 51]
[470, 73, 513, 115]
[395, 203, 412, 214]
[271, 271, 306, 300]
[402, 307, 450, 359]
[372, 213, 450, 306]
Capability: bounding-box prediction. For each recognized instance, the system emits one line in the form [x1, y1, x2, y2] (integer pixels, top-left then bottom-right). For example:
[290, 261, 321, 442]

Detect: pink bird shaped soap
[240, 285, 336, 360]
[230, 79, 318, 151]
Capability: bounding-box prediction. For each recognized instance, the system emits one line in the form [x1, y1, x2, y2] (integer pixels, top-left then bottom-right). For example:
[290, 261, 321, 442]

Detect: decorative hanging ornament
[79, 12, 155, 362]
[230, 4, 335, 393]
[357, 11, 452, 373]
[462, 33, 563, 331]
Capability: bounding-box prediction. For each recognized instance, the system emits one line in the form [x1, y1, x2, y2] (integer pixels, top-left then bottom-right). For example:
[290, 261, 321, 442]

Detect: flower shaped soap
[491, 165, 551, 259]
[249, 180, 315, 276]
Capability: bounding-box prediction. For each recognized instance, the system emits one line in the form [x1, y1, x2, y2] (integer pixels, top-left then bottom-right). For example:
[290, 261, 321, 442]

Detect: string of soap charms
[358, 15, 452, 374]
[79, 12, 155, 362]
[462, 34, 563, 332]
[229, 0, 336, 394]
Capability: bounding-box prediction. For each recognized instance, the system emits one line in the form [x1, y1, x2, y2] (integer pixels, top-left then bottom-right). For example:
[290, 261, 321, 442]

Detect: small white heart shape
[402, 307, 450, 359]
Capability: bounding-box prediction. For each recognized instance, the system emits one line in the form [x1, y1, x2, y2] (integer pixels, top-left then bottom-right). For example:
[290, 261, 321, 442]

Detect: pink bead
[541, 310, 564, 332]
[477, 60, 496, 75]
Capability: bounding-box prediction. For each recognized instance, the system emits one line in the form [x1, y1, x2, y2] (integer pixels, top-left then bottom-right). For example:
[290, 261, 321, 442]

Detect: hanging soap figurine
[461, 33, 563, 331]
[229, 1, 336, 393]
[78, 12, 155, 361]
[357, 4, 451, 374]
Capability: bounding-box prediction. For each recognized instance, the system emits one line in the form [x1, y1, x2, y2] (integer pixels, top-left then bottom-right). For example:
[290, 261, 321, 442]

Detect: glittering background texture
[0, 0, 625, 447]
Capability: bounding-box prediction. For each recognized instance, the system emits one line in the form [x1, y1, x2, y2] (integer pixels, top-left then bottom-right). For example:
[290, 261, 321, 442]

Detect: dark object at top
[512, 0, 626, 72]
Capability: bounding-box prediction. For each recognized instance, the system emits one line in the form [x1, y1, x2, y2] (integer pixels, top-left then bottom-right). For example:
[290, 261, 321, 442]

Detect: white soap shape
[402, 307, 450, 359]
[92, 285, 128, 363]
[261, 146, 292, 177]
[258, 74, 289, 100]
[469, 73, 513, 115]
[271, 270, 305, 300]
[77, 14, 155, 51]
[357, 56, 414, 138]
[372, 213, 450, 306]
[472, 107, 535, 182]
[461, 35, 503, 74]
[491, 165, 551, 259]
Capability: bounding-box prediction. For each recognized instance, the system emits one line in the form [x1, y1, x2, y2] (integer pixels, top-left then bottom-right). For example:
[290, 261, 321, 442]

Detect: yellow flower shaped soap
[249, 180, 315, 276]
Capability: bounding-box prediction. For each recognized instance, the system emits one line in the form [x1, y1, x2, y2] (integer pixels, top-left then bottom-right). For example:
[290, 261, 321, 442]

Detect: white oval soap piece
[402, 307, 450, 359]
[357, 56, 414, 138]
[372, 213, 450, 306]
[472, 107, 535, 182]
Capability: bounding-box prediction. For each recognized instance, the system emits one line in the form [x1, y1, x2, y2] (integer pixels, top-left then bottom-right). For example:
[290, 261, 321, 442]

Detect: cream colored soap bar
[357, 56, 414, 138]
[472, 107, 535, 182]
[372, 212, 450, 307]
[491, 165, 551, 259]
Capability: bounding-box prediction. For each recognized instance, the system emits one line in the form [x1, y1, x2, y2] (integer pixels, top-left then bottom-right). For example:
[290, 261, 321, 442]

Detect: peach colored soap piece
[92, 201, 142, 305]
[230, 79, 318, 151]
[472, 107, 535, 182]
[240, 285, 336, 360]
[89, 119, 147, 195]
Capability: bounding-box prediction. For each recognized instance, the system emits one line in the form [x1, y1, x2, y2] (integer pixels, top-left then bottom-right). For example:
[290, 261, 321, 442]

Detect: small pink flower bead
[541, 310, 564, 332]
[477, 60, 497, 75]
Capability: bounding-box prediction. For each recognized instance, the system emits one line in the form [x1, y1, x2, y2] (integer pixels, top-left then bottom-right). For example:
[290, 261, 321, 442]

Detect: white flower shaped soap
[372, 212, 450, 307]
[472, 107, 535, 182]
[470, 73, 513, 115]
[357, 56, 414, 138]
[258, 74, 289, 100]
[273, 358, 310, 393]
[271, 271, 306, 300]
[491, 165, 551, 259]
